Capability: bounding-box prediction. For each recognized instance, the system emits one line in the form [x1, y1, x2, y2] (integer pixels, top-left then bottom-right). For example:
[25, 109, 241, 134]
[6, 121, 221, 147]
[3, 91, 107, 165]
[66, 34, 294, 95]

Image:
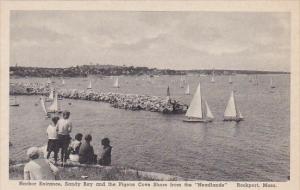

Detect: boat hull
[223, 117, 244, 122]
[183, 118, 213, 123]
[10, 104, 19, 107]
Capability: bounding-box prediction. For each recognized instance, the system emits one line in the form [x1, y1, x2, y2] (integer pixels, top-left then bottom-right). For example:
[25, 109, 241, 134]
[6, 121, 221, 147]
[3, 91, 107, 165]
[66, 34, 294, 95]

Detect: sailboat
[166, 86, 171, 102]
[180, 76, 184, 88]
[223, 91, 243, 122]
[270, 77, 275, 88]
[62, 79, 65, 85]
[48, 93, 61, 114]
[113, 77, 120, 88]
[40, 97, 48, 116]
[87, 80, 92, 89]
[248, 75, 252, 83]
[10, 96, 19, 107]
[229, 76, 233, 84]
[211, 71, 215, 83]
[47, 78, 51, 84]
[45, 88, 54, 102]
[185, 84, 190, 95]
[183, 82, 214, 122]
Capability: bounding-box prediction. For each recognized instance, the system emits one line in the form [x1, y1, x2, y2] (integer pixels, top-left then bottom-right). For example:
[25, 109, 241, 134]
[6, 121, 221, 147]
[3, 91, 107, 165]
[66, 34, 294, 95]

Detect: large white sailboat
[223, 91, 243, 122]
[113, 77, 120, 88]
[48, 93, 61, 114]
[185, 84, 190, 95]
[45, 88, 54, 102]
[183, 82, 214, 122]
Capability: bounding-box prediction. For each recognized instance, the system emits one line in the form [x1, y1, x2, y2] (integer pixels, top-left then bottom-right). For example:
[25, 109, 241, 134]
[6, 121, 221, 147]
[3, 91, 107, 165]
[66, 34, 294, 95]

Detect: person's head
[84, 134, 92, 143]
[101, 138, 110, 147]
[51, 116, 60, 125]
[63, 110, 70, 119]
[27, 147, 40, 160]
[75, 133, 83, 141]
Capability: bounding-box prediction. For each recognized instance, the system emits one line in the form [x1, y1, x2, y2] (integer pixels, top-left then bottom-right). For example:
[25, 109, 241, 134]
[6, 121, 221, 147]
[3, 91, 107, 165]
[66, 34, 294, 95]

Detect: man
[24, 147, 60, 180]
[79, 134, 97, 164]
[56, 110, 72, 166]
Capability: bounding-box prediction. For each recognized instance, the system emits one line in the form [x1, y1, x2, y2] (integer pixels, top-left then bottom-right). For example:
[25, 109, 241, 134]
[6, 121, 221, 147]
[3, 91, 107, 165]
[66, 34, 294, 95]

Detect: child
[98, 138, 112, 166]
[68, 133, 83, 162]
[46, 116, 60, 164]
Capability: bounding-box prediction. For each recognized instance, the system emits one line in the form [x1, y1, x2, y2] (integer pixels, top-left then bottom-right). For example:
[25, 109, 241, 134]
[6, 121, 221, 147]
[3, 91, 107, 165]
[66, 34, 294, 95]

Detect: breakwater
[10, 82, 188, 114]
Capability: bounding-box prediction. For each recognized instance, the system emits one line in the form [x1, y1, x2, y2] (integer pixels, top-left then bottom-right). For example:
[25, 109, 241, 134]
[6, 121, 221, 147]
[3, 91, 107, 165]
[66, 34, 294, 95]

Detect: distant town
[9, 64, 290, 78]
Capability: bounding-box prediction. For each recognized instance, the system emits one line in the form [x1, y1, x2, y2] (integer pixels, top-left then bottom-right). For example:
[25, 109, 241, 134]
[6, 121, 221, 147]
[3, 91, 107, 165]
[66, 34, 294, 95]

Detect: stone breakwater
[10, 82, 188, 114]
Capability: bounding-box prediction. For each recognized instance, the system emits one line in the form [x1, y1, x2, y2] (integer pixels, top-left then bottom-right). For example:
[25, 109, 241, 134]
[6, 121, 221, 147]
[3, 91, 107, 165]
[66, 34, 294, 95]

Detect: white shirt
[56, 118, 72, 135]
[24, 159, 59, 180]
[46, 124, 58, 139]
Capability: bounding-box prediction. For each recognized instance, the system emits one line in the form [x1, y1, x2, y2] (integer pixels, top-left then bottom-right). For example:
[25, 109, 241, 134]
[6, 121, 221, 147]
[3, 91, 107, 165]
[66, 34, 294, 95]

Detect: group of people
[24, 110, 112, 180]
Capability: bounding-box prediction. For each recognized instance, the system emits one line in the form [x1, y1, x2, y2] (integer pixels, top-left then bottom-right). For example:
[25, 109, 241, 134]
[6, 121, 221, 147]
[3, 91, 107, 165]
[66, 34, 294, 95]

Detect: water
[9, 74, 290, 181]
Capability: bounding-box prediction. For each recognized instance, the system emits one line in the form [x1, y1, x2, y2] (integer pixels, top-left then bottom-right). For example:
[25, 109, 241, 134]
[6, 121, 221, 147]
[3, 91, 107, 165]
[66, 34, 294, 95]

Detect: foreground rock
[10, 82, 188, 114]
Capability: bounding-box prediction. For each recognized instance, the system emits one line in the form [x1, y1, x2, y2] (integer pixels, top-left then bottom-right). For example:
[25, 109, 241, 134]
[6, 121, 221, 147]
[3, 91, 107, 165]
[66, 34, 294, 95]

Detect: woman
[78, 134, 97, 164]
[98, 138, 112, 166]
[24, 147, 60, 180]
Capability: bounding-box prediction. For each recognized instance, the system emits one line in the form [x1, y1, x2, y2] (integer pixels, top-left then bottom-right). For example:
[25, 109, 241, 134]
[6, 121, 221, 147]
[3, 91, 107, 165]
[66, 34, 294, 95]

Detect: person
[56, 110, 72, 166]
[68, 133, 83, 162]
[79, 134, 97, 164]
[46, 116, 60, 164]
[98, 138, 112, 166]
[24, 147, 60, 180]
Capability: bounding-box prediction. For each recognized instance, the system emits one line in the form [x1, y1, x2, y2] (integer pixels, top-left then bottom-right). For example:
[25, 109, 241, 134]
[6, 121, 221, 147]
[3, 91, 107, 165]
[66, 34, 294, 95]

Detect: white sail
[113, 77, 119, 88]
[211, 71, 215, 83]
[185, 83, 203, 118]
[40, 97, 48, 115]
[47, 78, 51, 84]
[270, 77, 275, 88]
[48, 89, 54, 100]
[48, 93, 58, 112]
[185, 84, 190, 95]
[205, 101, 214, 119]
[62, 79, 65, 85]
[87, 80, 92, 89]
[229, 76, 232, 84]
[224, 91, 237, 118]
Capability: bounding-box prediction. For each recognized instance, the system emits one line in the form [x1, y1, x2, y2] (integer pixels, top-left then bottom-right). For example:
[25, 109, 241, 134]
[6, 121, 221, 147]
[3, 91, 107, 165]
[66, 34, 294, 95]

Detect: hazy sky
[10, 11, 290, 71]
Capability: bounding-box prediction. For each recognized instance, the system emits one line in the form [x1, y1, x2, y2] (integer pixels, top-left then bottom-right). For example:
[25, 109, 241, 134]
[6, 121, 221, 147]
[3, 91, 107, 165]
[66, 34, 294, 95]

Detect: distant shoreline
[9, 65, 290, 78]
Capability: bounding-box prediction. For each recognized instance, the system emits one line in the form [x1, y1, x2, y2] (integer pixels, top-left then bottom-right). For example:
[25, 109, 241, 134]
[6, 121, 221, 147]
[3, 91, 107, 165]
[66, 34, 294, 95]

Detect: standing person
[57, 110, 72, 166]
[98, 138, 112, 166]
[24, 147, 60, 180]
[46, 116, 60, 164]
[79, 134, 97, 164]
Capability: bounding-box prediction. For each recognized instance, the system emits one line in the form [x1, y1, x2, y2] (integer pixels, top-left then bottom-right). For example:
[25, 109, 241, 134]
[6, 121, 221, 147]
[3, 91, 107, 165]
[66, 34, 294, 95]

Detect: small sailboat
[40, 96, 48, 116]
[248, 75, 252, 83]
[45, 88, 54, 102]
[47, 78, 51, 84]
[211, 71, 215, 83]
[229, 76, 233, 84]
[62, 79, 65, 85]
[10, 96, 20, 107]
[87, 80, 92, 89]
[185, 84, 190, 95]
[113, 77, 120, 88]
[223, 91, 243, 122]
[270, 77, 275, 88]
[166, 86, 171, 102]
[183, 82, 214, 122]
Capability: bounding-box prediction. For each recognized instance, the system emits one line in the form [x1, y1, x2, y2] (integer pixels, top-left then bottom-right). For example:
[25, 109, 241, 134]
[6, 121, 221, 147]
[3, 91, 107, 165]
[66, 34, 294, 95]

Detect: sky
[10, 11, 290, 71]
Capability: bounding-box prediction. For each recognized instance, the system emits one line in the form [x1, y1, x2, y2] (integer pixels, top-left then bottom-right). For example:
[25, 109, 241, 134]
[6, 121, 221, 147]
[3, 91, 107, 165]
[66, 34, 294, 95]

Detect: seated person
[24, 147, 60, 180]
[79, 134, 97, 164]
[98, 138, 112, 166]
[68, 133, 83, 162]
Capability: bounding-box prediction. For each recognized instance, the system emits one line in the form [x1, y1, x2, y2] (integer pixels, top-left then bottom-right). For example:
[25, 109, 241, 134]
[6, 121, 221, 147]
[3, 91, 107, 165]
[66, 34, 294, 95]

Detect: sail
[211, 71, 215, 83]
[62, 79, 65, 85]
[87, 80, 92, 89]
[113, 77, 119, 88]
[185, 84, 190, 95]
[40, 97, 48, 115]
[47, 78, 51, 84]
[48, 89, 54, 100]
[185, 83, 203, 118]
[270, 77, 275, 88]
[224, 91, 237, 118]
[205, 101, 214, 119]
[48, 93, 58, 112]
[167, 86, 170, 97]
[229, 76, 232, 84]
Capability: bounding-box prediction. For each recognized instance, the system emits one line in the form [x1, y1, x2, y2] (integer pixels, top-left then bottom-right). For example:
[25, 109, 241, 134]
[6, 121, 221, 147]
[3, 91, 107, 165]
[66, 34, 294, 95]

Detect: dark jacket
[79, 142, 96, 164]
[98, 145, 112, 166]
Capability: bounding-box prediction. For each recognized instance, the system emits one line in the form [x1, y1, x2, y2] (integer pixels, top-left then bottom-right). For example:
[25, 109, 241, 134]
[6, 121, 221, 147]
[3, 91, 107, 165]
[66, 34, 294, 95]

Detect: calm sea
[9, 74, 290, 181]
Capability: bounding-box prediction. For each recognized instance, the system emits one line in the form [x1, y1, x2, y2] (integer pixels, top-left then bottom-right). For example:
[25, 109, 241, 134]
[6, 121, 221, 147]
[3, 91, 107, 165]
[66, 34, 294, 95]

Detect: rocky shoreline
[10, 82, 188, 114]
